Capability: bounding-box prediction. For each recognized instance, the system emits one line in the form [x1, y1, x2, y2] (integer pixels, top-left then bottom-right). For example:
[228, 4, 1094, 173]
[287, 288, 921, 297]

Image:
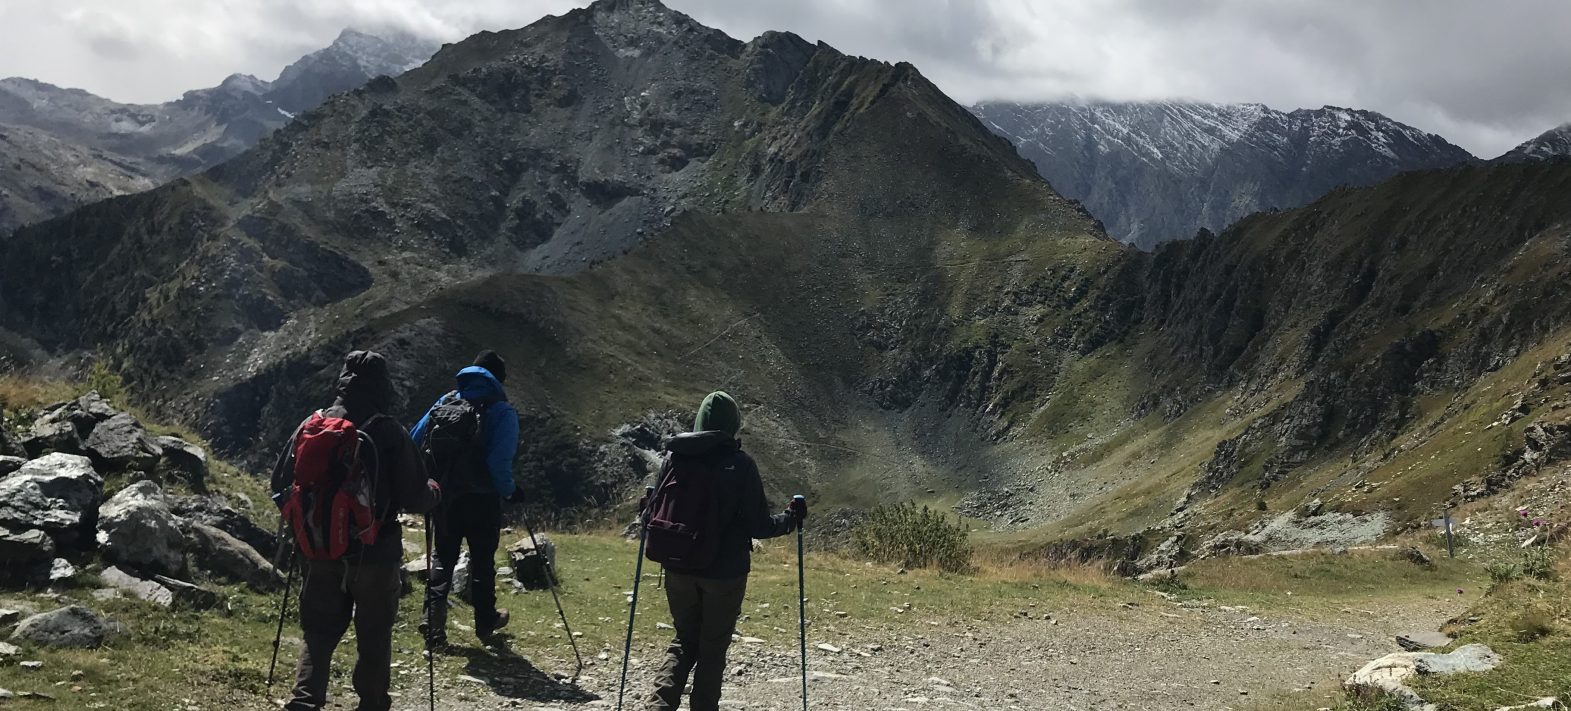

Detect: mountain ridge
[971, 100, 1476, 249]
[0, 28, 439, 237]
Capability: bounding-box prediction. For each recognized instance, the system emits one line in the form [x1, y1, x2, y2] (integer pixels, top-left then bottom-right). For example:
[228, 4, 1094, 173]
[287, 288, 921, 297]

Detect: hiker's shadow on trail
[449, 635, 597, 703]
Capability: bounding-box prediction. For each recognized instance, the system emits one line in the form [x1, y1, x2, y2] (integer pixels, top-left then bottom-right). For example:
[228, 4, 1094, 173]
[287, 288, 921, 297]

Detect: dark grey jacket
[654, 431, 795, 579]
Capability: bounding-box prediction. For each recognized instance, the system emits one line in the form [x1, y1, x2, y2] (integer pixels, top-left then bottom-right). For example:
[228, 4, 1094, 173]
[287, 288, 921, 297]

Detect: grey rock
[0, 641, 17, 658]
[0, 609, 20, 626]
[169, 495, 277, 557]
[73, 391, 120, 423]
[154, 436, 208, 490]
[8, 606, 120, 648]
[452, 550, 472, 604]
[152, 575, 222, 610]
[46, 558, 75, 582]
[1396, 631, 1454, 651]
[0, 527, 56, 565]
[84, 414, 162, 472]
[1344, 643, 1501, 709]
[0, 454, 102, 546]
[98, 566, 174, 607]
[189, 522, 282, 591]
[0, 455, 24, 476]
[508, 533, 558, 590]
[96, 480, 186, 577]
[21, 418, 84, 458]
[1135, 534, 1185, 574]
[1493, 699, 1562, 710]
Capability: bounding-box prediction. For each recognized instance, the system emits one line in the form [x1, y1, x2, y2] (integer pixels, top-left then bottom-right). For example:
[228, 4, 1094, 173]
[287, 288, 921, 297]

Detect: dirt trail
[383, 590, 1462, 711]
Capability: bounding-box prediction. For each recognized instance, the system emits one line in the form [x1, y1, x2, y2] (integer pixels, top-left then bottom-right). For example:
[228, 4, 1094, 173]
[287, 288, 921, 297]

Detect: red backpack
[643, 454, 726, 571]
[280, 412, 384, 561]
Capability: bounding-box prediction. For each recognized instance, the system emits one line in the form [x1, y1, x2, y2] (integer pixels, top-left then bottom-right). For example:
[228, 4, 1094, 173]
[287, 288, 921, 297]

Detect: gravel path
[382, 590, 1462, 711]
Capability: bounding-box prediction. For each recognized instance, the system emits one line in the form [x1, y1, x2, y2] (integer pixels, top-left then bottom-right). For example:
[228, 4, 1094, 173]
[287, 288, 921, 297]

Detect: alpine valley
[4, 0, 1571, 569]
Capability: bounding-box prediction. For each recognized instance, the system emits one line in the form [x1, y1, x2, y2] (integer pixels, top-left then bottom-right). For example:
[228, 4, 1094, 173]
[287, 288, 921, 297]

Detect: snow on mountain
[972, 101, 1476, 249]
[1497, 123, 1571, 162]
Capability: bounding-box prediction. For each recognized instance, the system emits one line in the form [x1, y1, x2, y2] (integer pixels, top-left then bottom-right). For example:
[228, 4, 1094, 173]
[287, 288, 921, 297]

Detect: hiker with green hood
[640, 391, 806, 711]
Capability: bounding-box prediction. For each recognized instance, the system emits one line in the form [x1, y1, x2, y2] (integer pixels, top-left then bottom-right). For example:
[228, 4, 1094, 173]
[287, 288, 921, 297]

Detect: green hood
[693, 391, 742, 438]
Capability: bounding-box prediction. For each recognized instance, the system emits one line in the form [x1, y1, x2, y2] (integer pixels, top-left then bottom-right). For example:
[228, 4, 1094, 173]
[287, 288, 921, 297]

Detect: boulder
[73, 391, 120, 423]
[189, 523, 283, 591]
[8, 606, 120, 649]
[96, 480, 186, 577]
[99, 566, 174, 607]
[20, 419, 84, 458]
[46, 558, 76, 583]
[1198, 530, 1264, 558]
[1345, 644, 1501, 709]
[152, 575, 221, 610]
[508, 533, 558, 590]
[1396, 631, 1454, 651]
[154, 436, 207, 490]
[0, 454, 103, 546]
[0, 527, 56, 566]
[84, 414, 162, 472]
[169, 496, 277, 557]
[0, 455, 25, 476]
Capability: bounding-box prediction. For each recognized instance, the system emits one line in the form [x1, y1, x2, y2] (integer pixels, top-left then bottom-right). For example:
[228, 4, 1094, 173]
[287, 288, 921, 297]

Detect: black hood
[335, 350, 396, 415]
[664, 431, 739, 457]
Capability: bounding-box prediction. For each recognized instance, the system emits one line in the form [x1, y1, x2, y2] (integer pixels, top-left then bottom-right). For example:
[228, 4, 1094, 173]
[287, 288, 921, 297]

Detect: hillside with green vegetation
[3, 0, 1571, 593]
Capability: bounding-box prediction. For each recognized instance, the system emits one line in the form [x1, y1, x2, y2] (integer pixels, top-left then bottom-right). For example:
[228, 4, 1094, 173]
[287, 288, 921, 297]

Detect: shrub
[1486, 560, 1521, 587]
[1520, 546, 1557, 581]
[850, 503, 973, 574]
[85, 359, 128, 406]
[1510, 605, 1556, 642]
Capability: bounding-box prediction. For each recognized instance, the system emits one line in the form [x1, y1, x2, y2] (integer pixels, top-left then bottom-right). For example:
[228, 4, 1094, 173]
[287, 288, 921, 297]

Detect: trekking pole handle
[793, 494, 805, 501]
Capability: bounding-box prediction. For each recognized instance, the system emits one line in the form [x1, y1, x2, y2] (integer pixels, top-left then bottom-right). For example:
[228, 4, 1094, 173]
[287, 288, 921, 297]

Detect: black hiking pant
[649, 571, 748, 711]
[286, 559, 401, 711]
[424, 493, 503, 638]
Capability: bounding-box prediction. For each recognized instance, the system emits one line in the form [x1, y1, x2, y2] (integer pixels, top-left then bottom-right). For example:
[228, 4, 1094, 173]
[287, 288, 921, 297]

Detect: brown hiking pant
[285, 559, 402, 711]
[649, 571, 748, 711]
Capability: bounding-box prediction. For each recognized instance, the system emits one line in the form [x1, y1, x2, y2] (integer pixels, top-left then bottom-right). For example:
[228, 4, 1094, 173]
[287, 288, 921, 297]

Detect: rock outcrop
[0, 527, 56, 566]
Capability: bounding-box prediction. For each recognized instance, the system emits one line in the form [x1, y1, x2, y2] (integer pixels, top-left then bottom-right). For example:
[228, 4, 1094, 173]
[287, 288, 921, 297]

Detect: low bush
[850, 502, 973, 574]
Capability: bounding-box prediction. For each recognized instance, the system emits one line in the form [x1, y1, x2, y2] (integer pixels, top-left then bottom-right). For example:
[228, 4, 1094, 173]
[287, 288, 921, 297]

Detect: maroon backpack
[643, 453, 726, 572]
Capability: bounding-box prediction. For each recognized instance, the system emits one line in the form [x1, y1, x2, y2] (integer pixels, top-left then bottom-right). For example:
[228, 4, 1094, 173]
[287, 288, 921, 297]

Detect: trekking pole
[794, 494, 809, 711]
[520, 513, 584, 680]
[266, 547, 297, 688]
[424, 514, 436, 711]
[616, 486, 655, 711]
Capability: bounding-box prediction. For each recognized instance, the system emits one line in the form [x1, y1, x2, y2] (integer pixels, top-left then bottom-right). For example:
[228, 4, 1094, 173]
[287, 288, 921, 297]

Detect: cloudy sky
[1, 0, 1566, 157]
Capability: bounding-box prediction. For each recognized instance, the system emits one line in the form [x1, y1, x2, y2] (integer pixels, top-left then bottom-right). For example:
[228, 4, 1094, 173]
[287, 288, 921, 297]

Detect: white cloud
[0, 0, 1566, 156]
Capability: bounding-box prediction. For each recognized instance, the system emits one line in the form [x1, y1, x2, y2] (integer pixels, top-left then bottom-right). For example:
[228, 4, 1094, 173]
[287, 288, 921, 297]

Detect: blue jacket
[411, 366, 519, 499]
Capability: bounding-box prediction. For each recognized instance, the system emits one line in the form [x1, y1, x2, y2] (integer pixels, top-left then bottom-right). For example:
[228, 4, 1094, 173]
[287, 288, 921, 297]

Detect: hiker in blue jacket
[411, 350, 522, 646]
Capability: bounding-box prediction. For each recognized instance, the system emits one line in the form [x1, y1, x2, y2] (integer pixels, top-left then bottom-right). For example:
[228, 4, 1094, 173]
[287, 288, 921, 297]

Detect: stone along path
[392, 589, 1462, 711]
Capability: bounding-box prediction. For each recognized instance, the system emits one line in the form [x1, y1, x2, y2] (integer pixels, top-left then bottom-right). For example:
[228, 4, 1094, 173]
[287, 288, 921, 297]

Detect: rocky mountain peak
[1498, 122, 1571, 162]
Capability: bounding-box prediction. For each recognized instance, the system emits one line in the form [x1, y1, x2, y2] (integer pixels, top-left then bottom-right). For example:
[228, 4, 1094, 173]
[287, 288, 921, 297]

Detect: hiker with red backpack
[269, 350, 442, 711]
[639, 391, 807, 711]
[410, 350, 522, 647]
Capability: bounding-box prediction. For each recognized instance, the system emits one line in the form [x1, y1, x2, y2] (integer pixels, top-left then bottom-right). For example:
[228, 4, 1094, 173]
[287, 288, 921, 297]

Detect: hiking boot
[418, 621, 448, 651]
[478, 609, 510, 638]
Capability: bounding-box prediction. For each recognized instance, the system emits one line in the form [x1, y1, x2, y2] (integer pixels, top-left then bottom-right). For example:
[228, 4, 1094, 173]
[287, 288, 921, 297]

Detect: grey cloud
[0, 0, 1565, 156]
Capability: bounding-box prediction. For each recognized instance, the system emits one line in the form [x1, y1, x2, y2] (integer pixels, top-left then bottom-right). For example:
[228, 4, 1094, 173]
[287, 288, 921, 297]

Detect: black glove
[505, 488, 526, 504]
[788, 496, 807, 523]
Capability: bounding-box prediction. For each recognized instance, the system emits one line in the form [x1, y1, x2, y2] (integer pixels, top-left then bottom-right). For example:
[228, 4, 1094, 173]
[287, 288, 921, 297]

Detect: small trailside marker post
[1444, 506, 1454, 558]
